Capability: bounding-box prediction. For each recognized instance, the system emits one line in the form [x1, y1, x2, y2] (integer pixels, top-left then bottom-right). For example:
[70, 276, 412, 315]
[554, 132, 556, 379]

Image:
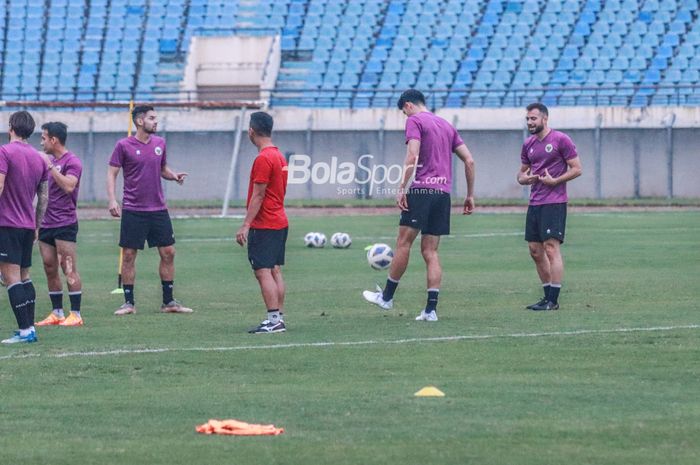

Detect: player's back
[406, 112, 463, 193]
[0, 141, 47, 229]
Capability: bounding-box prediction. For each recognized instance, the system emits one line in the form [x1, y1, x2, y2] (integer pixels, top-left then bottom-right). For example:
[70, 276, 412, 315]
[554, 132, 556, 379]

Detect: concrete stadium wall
[6, 106, 700, 202]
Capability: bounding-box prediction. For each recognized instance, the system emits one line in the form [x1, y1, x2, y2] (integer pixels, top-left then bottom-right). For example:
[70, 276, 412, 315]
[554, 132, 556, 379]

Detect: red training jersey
[247, 146, 288, 230]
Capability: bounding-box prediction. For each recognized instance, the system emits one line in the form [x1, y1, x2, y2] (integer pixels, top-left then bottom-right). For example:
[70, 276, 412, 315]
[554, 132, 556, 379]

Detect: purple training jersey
[521, 130, 578, 206]
[42, 151, 82, 228]
[0, 141, 49, 229]
[405, 111, 464, 193]
[109, 135, 167, 211]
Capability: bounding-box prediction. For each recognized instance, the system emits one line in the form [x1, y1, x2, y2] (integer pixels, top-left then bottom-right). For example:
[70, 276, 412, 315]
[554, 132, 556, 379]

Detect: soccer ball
[304, 232, 326, 248]
[366, 243, 394, 270]
[330, 232, 352, 249]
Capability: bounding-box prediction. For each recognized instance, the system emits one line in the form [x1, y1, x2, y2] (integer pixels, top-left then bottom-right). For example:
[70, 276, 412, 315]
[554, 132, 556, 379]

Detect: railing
[0, 84, 698, 109]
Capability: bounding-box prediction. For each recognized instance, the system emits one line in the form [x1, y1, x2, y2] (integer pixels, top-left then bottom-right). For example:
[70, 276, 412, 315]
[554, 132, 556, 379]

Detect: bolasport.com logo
[287, 154, 447, 196]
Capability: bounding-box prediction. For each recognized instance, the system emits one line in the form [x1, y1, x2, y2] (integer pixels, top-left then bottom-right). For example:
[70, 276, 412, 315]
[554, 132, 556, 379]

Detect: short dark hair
[249, 111, 273, 137]
[397, 89, 426, 109]
[526, 102, 549, 116]
[9, 111, 35, 139]
[41, 122, 68, 145]
[132, 105, 155, 124]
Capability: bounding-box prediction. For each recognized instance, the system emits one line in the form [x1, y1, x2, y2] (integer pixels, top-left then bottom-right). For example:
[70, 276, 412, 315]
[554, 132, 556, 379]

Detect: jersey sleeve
[160, 140, 167, 167]
[451, 127, 465, 151]
[405, 117, 421, 144]
[108, 141, 123, 167]
[0, 147, 8, 175]
[520, 142, 530, 165]
[251, 155, 273, 184]
[559, 134, 578, 160]
[65, 156, 83, 180]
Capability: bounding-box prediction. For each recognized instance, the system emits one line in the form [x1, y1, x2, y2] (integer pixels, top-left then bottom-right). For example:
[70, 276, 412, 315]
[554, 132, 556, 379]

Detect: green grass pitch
[0, 210, 698, 465]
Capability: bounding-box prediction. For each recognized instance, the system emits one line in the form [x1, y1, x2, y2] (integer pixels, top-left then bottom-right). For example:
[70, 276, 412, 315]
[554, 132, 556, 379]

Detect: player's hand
[539, 169, 558, 186]
[235, 224, 250, 247]
[520, 169, 539, 185]
[34, 229, 39, 243]
[463, 196, 475, 215]
[174, 172, 188, 185]
[108, 199, 121, 217]
[396, 190, 409, 211]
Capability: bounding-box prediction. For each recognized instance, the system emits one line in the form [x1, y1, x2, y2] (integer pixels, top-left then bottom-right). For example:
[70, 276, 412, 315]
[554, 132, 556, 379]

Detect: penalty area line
[0, 324, 698, 362]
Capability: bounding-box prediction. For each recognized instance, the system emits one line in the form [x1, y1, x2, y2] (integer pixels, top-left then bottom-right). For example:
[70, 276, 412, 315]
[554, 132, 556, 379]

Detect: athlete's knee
[543, 241, 561, 259]
[420, 246, 439, 263]
[254, 268, 272, 281]
[528, 243, 544, 260]
[159, 246, 175, 262]
[43, 259, 59, 276]
[122, 249, 137, 265]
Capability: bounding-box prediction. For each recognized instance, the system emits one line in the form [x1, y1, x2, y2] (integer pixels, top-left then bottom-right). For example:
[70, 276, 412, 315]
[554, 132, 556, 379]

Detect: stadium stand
[0, 0, 697, 107]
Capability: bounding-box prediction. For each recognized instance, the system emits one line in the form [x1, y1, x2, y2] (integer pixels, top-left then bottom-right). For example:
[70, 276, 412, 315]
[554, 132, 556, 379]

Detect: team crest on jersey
[136, 150, 141, 155]
[155, 146, 163, 156]
[545, 144, 553, 153]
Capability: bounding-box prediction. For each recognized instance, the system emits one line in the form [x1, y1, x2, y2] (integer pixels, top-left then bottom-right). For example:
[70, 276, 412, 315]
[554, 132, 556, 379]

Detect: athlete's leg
[39, 241, 62, 292]
[388, 226, 420, 281]
[528, 241, 551, 284]
[543, 238, 563, 283]
[157, 245, 175, 282]
[254, 268, 279, 310]
[271, 265, 285, 313]
[56, 240, 81, 292]
[420, 234, 442, 289]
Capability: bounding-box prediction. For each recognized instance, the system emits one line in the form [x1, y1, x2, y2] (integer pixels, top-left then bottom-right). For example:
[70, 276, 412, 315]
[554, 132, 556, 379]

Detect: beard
[528, 124, 544, 134]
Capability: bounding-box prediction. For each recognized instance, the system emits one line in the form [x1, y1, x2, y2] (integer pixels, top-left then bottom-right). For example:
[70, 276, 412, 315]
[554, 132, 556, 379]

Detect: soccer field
[1, 210, 698, 465]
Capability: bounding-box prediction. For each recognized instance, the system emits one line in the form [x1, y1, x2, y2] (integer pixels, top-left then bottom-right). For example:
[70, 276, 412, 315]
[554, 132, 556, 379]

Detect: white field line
[1, 324, 697, 362]
[77, 231, 525, 243]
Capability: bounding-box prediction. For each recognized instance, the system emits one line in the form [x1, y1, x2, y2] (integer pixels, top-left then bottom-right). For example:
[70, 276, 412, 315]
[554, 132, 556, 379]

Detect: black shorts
[120, 209, 175, 250]
[0, 227, 35, 268]
[399, 188, 451, 236]
[248, 227, 288, 270]
[525, 203, 567, 243]
[39, 222, 79, 247]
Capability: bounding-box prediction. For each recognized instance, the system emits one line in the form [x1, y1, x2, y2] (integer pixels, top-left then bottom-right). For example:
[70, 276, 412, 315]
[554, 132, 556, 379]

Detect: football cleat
[362, 290, 393, 310]
[2, 329, 37, 344]
[160, 300, 193, 313]
[59, 312, 83, 326]
[36, 312, 65, 326]
[248, 319, 286, 334]
[114, 303, 136, 315]
[530, 301, 559, 311]
[415, 310, 438, 322]
[526, 298, 548, 310]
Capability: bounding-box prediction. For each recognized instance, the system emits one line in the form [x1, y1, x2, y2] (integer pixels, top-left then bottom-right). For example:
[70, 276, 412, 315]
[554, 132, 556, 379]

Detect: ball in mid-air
[366, 243, 394, 270]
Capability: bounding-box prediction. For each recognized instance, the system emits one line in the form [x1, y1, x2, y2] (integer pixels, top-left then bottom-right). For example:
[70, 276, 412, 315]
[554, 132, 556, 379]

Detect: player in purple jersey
[106, 105, 192, 316]
[0, 111, 49, 344]
[35, 122, 84, 327]
[363, 89, 476, 322]
[517, 103, 582, 311]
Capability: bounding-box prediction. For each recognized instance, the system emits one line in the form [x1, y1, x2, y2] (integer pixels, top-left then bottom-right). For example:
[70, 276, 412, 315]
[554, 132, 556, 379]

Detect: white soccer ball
[304, 232, 326, 248]
[366, 243, 394, 270]
[304, 232, 316, 247]
[330, 232, 352, 249]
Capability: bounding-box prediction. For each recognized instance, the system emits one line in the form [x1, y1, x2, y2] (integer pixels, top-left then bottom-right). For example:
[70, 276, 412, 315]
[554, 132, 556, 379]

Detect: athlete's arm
[0, 173, 5, 197]
[47, 164, 79, 193]
[539, 157, 582, 186]
[396, 140, 420, 211]
[161, 164, 188, 184]
[106, 165, 121, 217]
[454, 144, 476, 215]
[35, 180, 48, 229]
[517, 164, 539, 185]
[236, 182, 267, 246]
